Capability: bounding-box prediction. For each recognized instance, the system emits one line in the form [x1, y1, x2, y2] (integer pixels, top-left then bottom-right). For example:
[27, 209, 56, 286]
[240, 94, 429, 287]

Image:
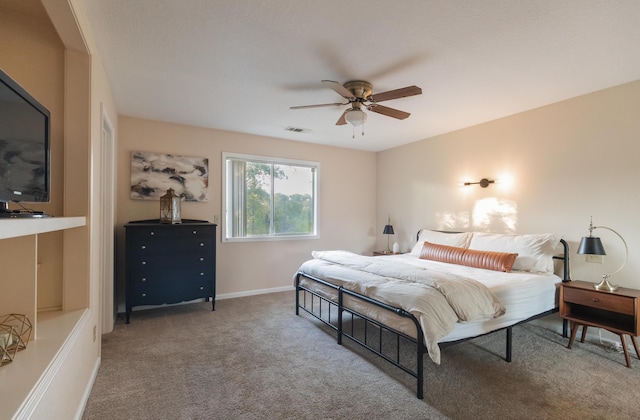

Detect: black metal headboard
[555, 239, 570, 282]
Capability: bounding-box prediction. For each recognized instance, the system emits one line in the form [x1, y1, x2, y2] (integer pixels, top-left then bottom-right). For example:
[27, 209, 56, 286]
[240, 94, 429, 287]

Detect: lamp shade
[383, 224, 394, 235]
[344, 109, 367, 127]
[577, 236, 606, 255]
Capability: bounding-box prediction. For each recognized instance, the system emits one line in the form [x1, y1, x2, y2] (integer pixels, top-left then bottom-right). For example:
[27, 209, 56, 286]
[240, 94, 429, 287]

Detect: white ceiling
[83, 0, 640, 152]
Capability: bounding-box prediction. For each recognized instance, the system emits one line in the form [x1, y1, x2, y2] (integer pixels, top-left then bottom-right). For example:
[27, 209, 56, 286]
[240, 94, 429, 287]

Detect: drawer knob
[141, 278, 147, 282]
[141, 245, 146, 249]
[200, 272, 204, 276]
[141, 293, 146, 297]
[200, 286, 204, 290]
[592, 298, 600, 302]
[200, 243, 205, 247]
[200, 257, 204, 261]
[150, 231, 155, 235]
[193, 230, 197, 234]
[141, 261, 147, 265]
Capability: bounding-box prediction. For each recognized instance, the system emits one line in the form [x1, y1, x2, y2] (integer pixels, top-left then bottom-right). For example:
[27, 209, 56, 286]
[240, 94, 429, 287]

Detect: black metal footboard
[294, 238, 570, 399]
[295, 272, 426, 399]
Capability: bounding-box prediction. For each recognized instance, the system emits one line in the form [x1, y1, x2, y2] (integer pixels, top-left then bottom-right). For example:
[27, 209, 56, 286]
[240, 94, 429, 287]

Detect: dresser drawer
[563, 287, 635, 315]
[127, 235, 214, 256]
[127, 225, 213, 241]
[129, 278, 212, 302]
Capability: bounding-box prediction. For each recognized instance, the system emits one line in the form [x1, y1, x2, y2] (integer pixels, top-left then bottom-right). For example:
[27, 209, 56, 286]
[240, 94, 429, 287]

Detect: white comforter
[298, 250, 506, 364]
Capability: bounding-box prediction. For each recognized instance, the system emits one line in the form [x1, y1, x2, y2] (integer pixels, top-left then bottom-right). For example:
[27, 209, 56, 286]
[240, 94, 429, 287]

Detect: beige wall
[0, 0, 65, 309]
[116, 117, 377, 301]
[0, 0, 118, 417]
[377, 80, 640, 289]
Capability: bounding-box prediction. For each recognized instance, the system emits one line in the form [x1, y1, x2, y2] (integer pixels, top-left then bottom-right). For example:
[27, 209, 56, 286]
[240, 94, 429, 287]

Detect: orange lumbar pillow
[419, 241, 518, 272]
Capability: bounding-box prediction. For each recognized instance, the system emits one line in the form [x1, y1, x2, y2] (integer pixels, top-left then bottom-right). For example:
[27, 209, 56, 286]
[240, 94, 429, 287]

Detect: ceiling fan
[290, 80, 422, 136]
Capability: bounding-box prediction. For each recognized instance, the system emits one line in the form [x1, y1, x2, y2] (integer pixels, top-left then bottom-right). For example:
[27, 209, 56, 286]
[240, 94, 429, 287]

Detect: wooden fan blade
[322, 80, 356, 99]
[368, 104, 410, 120]
[369, 85, 422, 103]
[336, 110, 348, 125]
[290, 102, 347, 110]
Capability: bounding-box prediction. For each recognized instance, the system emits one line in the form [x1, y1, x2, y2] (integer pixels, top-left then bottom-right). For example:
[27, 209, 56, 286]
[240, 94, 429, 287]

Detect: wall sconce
[577, 217, 627, 291]
[462, 178, 495, 188]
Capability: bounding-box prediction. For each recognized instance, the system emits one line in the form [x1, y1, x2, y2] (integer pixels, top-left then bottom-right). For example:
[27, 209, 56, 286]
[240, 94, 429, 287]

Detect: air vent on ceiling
[285, 126, 309, 133]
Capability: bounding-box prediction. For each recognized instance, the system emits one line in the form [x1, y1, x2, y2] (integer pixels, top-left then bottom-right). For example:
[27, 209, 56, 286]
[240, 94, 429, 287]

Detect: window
[223, 153, 319, 241]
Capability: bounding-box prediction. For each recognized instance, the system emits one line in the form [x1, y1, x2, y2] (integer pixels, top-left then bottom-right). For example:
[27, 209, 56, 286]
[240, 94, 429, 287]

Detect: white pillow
[410, 230, 472, 256]
[468, 232, 560, 273]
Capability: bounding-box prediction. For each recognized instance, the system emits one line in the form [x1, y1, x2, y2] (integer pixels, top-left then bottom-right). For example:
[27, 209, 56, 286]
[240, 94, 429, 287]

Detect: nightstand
[560, 280, 640, 367]
[373, 251, 405, 256]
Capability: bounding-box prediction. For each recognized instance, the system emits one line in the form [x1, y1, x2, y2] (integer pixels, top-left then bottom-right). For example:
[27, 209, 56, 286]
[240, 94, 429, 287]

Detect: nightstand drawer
[563, 287, 635, 315]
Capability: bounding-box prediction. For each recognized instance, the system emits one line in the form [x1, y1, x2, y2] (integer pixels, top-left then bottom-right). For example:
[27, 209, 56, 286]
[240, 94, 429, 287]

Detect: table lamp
[383, 217, 394, 254]
[577, 217, 627, 292]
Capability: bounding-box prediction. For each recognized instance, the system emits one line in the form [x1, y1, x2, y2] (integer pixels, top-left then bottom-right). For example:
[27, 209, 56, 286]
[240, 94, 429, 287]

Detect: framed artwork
[130, 151, 209, 202]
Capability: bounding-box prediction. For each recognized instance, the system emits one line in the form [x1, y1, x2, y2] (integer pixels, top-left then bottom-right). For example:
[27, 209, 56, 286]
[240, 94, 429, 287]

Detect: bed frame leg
[295, 273, 302, 316]
[417, 348, 424, 399]
[506, 327, 512, 362]
[416, 327, 425, 399]
[337, 287, 343, 345]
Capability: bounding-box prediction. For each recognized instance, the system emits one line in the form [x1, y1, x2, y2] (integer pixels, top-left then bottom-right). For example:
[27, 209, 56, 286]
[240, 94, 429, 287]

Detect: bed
[294, 230, 570, 399]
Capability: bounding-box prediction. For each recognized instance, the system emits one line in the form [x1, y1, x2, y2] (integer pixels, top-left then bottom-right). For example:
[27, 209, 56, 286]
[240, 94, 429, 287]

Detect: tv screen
[0, 69, 50, 211]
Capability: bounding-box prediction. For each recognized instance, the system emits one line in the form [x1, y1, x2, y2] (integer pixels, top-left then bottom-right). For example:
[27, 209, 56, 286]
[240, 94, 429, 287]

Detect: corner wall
[377, 80, 640, 289]
[115, 117, 377, 303]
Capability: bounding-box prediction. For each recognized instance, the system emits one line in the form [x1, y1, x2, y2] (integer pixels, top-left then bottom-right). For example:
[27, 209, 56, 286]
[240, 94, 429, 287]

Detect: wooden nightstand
[560, 280, 640, 367]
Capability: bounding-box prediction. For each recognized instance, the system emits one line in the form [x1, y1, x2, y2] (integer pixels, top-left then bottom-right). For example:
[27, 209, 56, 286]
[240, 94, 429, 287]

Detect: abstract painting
[130, 151, 208, 201]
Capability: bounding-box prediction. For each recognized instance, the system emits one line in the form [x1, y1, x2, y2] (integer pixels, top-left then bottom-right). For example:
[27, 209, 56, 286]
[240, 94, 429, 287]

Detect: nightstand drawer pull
[592, 298, 599, 302]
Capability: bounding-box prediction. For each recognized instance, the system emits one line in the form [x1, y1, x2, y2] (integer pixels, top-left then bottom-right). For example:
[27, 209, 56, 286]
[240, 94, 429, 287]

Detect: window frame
[222, 152, 320, 242]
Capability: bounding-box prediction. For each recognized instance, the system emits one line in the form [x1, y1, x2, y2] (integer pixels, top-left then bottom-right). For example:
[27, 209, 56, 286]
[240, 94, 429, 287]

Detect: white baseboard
[117, 286, 295, 314]
[217, 285, 295, 300]
[75, 357, 101, 420]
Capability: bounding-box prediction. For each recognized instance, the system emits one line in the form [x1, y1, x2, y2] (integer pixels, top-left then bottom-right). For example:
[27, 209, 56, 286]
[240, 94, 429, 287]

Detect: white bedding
[296, 252, 561, 363]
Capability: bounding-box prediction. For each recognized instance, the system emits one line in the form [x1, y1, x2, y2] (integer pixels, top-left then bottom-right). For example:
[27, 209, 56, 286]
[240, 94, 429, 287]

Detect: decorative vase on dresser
[124, 219, 216, 323]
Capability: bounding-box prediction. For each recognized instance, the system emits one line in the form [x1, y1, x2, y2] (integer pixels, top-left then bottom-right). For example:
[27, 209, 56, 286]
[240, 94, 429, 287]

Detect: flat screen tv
[0, 69, 50, 218]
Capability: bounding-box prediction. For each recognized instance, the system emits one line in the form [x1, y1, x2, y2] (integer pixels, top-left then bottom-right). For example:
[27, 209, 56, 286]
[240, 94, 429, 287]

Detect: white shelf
[0, 217, 86, 240]
[0, 217, 89, 419]
[0, 309, 88, 418]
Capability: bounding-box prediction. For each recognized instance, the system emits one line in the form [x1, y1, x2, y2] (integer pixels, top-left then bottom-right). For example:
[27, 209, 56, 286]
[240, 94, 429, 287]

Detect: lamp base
[593, 279, 618, 292]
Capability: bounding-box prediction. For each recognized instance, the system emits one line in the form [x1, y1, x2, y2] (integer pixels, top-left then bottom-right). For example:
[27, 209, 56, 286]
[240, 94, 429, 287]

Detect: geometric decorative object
[130, 151, 209, 202]
[0, 324, 18, 367]
[0, 313, 32, 351]
[159, 188, 182, 224]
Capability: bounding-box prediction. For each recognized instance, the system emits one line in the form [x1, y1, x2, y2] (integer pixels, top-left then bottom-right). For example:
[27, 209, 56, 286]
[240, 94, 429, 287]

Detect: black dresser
[124, 219, 216, 323]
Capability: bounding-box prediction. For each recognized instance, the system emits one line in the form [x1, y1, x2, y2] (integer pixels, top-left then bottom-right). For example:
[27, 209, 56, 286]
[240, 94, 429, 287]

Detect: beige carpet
[82, 291, 640, 419]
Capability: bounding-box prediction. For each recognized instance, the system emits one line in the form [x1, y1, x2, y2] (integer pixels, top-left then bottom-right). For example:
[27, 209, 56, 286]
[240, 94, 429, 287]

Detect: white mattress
[298, 253, 561, 344]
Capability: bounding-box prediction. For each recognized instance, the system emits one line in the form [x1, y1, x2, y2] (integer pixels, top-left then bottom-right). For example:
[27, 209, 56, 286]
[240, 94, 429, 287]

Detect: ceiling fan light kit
[344, 108, 367, 138]
[290, 79, 422, 138]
